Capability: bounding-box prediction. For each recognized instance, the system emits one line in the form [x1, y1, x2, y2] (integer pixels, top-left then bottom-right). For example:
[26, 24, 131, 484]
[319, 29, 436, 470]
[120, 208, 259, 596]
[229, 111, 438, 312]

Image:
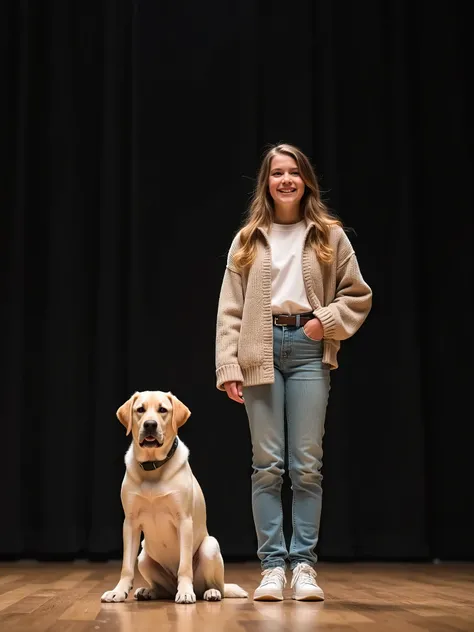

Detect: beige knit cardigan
[215, 222, 372, 390]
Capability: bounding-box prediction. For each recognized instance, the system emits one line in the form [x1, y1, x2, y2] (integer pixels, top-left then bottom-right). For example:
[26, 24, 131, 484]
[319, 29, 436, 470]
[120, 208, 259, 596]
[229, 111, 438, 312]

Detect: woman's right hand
[224, 381, 245, 404]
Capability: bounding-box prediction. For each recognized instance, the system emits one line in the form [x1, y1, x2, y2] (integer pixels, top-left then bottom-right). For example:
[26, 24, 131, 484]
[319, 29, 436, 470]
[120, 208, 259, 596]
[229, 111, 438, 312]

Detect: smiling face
[268, 154, 305, 210]
[116, 390, 191, 456]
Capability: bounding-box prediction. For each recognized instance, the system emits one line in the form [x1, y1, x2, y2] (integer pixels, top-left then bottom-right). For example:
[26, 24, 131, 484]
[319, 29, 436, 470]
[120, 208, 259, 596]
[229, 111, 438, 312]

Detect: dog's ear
[168, 392, 191, 434]
[116, 392, 140, 436]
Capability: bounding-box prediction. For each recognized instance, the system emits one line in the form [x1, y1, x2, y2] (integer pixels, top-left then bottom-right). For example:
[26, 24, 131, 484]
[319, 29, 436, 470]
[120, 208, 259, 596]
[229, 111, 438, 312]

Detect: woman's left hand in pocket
[303, 317, 324, 341]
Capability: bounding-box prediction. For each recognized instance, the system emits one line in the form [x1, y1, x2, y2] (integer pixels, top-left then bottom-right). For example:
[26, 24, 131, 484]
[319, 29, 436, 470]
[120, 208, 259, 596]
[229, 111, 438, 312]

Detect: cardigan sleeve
[215, 234, 245, 390]
[314, 230, 372, 341]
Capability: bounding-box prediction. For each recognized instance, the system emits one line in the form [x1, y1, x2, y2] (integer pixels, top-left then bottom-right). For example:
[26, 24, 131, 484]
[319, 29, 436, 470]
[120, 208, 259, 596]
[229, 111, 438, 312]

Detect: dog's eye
[137, 406, 145, 414]
[158, 407, 167, 414]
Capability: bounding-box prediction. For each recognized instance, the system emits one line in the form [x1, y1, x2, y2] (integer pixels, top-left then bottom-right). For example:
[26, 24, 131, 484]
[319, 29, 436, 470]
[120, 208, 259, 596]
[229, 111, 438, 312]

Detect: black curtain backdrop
[1, 1, 473, 562]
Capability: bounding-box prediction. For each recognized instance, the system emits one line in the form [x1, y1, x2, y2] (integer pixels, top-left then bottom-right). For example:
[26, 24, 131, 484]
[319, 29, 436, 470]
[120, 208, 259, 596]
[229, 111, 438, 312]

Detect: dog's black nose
[143, 420, 157, 433]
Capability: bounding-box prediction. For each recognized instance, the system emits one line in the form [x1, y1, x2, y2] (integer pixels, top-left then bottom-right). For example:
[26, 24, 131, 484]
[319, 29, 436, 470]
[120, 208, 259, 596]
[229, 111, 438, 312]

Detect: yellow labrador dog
[101, 390, 248, 604]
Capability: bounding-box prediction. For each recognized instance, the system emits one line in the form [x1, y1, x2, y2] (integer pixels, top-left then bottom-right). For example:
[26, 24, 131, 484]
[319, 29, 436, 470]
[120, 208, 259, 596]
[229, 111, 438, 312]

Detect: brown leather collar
[138, 437, 179, 471]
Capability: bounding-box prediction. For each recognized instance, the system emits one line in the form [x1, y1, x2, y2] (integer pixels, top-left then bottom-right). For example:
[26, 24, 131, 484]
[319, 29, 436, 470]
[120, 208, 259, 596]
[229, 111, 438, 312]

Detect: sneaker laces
[291, 563, 317, 588]
[260, 567, 286, 587]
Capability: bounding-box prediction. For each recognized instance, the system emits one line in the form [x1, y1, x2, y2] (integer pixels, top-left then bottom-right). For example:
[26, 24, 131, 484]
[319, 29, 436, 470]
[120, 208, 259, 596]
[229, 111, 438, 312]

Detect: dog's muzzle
[139, 420, 164, 448]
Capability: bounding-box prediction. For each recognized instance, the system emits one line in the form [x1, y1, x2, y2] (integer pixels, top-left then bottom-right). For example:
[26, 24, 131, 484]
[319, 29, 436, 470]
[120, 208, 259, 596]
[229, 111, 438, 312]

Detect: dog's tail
[224, 583, 248, 598]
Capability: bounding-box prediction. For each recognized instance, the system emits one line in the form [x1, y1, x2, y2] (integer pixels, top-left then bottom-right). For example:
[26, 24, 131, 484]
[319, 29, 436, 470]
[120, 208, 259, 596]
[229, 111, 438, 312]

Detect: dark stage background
[1, 1, 473, 562]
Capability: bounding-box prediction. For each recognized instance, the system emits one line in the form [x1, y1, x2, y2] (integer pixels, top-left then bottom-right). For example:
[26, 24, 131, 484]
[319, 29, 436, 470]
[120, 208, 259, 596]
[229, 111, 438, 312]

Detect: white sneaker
[253, 567, 286, 601]
[291, 563, 324, 601]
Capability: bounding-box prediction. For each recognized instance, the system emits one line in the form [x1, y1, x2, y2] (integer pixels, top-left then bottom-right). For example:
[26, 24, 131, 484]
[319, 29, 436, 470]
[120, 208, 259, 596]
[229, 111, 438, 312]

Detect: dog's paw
[175, 589, 196, 604]
[101, 589, 128, 603]
[203, 588, 222, 601]
[134, 587, 159, 601]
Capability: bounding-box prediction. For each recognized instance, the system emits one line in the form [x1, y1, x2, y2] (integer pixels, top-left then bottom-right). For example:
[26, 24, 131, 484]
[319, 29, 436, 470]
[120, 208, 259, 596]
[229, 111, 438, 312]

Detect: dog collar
[138, 437, 179, 471]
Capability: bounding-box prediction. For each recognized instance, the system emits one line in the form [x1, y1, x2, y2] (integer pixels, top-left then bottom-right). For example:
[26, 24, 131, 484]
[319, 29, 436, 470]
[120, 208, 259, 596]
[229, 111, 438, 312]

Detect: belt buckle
[274, 314, 293, 326]
[274, 315, 289, 326]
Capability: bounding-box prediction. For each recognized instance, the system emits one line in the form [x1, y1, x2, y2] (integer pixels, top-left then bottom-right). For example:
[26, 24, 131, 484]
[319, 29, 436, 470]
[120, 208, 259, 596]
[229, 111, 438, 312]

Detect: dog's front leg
[101, 517, 141, 602]
[175, 516, 195, 604]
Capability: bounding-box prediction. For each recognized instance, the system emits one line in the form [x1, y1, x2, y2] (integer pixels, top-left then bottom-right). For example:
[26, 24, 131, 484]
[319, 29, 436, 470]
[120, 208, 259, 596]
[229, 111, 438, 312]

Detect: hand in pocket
[303, 318, 324, 341]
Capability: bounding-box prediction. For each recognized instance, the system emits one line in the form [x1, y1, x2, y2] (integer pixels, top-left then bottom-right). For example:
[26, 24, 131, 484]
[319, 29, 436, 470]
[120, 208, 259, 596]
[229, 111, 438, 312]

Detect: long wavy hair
[232, 143, 342, 271]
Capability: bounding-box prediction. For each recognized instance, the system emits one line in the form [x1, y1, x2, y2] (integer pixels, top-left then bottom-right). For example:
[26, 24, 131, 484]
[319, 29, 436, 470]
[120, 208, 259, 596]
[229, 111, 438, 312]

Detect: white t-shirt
[268, 219, 313, 315]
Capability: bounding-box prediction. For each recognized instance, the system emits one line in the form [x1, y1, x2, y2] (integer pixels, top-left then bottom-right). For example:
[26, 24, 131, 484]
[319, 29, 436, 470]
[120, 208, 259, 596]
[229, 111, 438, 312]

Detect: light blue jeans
[243, 323, 331, 570]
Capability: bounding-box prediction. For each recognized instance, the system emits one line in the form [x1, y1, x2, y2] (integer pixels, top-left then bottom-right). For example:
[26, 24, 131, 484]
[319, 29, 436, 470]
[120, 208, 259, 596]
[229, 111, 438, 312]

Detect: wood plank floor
[0, 561, 473, 631]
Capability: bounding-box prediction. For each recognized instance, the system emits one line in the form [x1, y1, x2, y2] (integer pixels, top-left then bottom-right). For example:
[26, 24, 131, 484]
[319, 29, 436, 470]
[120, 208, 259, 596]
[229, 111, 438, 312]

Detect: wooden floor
[0, 561, 473, 631]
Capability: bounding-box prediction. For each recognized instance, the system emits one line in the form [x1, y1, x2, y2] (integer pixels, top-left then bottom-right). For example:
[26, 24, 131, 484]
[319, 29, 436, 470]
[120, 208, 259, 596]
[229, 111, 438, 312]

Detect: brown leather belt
[273, 313, 315, 327]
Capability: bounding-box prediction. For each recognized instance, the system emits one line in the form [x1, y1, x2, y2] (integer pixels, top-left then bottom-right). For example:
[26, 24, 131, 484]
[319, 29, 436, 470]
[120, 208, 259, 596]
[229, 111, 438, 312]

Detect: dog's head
[116, 390, 191, 454]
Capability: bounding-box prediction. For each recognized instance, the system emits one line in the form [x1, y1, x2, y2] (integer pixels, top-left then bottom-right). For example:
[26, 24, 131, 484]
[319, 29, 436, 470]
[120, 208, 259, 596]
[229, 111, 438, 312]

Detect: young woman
[215, 144, 372, 601]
